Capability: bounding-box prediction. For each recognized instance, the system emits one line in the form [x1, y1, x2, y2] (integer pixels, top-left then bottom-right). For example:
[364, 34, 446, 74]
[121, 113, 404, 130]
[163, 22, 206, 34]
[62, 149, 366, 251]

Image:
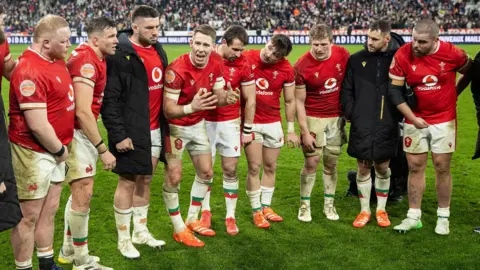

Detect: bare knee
[222, 163, 237, 178]
[357, 161, 371, 177]
[263, 161, 277, 175]
[408, 160, 426, 174]
[167, 166, 183, 186]
[303, 156, 320, 174]
[141, 175, 153, 186]
[433, 160, 451, 176]
[374, 163, 390, 177]
[248, 160, 262, 177]
[197, 168, 213, 180]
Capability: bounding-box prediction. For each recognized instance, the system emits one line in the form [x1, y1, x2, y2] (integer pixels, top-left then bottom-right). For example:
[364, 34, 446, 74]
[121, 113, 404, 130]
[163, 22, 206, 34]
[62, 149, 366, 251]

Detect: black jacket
[341, 33, 405, 161]
[0, 95, 22, 232]
[101, 30, 169, 175]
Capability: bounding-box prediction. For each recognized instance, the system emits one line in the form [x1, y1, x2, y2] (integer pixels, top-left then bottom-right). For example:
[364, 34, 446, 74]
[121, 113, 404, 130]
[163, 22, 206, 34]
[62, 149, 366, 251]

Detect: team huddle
[3, 4, 473, 270]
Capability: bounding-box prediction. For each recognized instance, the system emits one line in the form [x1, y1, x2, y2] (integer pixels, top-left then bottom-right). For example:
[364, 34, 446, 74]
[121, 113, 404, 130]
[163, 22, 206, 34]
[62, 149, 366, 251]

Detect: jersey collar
[27, 47, 55, 63]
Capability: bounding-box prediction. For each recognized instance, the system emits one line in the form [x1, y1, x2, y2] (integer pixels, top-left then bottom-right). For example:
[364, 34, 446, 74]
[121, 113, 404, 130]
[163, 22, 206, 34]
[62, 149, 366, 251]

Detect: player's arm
[241, 81, 256, 123]
[295, 86, 309, 137]
[340, 59, 355, 120]
[388, 79, 428, 128]
[284, 83, 300, 147]
[2, 57, 15, 81]
[456, 57, 473, 96]
[163, 86, 218, 120]
[73, 79, 115, 169]
[24, 109, 67, 162]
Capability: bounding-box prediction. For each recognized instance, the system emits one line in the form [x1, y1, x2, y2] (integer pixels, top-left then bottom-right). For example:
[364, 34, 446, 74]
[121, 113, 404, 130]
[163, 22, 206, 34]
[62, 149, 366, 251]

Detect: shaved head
[33, 15, 69, 43]
[413, 19, 440, 39]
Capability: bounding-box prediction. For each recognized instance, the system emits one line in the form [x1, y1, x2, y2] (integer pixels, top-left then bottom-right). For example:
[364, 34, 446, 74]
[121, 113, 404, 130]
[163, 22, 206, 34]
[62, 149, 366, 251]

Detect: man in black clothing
[341, 20, 404, 228]
[101, 5, 169, 259]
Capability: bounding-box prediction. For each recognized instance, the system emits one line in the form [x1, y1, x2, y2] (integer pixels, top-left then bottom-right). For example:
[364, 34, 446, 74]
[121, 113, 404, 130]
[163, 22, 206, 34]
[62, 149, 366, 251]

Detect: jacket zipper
[380, 95, 385, 120]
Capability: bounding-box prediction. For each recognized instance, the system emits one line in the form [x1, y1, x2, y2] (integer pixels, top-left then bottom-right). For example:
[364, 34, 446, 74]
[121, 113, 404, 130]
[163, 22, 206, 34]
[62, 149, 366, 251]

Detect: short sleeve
[294, 62, 305, 88]
[13, 72, 47, 110]
[284, 65, 295, 87]
[213, 61, 225, 89]
[389, 53, 406, 81]
[164, 67, 183, 100]
[450, 45, 470, 73]
[240, 64, 255, 86]
[67, 53, 97, 88]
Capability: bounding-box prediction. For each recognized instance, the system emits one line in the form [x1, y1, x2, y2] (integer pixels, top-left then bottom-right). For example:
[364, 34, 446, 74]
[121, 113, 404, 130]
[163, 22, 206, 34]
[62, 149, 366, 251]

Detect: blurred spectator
[1, 0, 479, 33]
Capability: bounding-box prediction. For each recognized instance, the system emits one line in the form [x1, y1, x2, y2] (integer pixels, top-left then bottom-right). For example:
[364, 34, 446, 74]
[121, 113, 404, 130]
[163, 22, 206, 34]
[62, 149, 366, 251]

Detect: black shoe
[474, 226, 480, 234]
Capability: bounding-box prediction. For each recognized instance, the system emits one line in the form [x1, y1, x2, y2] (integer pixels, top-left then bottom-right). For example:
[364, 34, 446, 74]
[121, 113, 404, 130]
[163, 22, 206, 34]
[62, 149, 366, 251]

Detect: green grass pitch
[0, 44, 480, 270]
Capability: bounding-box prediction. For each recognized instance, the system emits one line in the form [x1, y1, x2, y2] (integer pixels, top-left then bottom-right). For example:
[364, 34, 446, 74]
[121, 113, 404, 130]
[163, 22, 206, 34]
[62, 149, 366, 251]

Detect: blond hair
[33, 15, 69, 43]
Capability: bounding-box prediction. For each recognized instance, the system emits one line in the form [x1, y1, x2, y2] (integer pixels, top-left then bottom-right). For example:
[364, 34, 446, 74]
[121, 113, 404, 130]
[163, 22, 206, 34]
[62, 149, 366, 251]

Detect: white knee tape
[356, 172, 371, 183]
[195, 175, 213, 184]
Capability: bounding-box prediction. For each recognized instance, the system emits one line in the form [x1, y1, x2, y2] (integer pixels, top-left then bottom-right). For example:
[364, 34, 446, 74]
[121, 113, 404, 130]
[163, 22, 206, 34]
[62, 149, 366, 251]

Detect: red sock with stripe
[68, 208, 90, 265]
[223, 175, 239, 218]
[163, 185, 186, 233]
[186, 175, 210, 224]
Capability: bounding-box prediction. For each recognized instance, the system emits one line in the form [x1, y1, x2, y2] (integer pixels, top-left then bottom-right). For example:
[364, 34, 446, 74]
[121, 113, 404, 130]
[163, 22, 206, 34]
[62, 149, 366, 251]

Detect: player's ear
[132, 23, 138, 34]
[221, 39, 227, 46]
[385, 34, 391, 43]
[42, 38, 51, 50]
[189, 37, 193, 48]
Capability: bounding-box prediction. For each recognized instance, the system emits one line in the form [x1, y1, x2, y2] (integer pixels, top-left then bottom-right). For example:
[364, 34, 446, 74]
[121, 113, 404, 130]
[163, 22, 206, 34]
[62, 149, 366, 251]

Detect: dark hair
[309, 24, 333, 42]
[270, 34, 292, 58]
[223, 25, 248, 46]
[0, 5, 4, 15]
[86, 17, 116, 36]
[132, 5, 159, 23]
[193, 24, 216, 43]
[369, 20, 391, 34]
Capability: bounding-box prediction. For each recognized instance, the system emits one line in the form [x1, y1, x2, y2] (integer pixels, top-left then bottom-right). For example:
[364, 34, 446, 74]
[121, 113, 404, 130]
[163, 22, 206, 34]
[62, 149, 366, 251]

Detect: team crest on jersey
[255, 78, 269, 90]
[252, 65, 256, 70]
[152, 67, 163, 83]
[314, 72, 319, 78]
[324, 78, 337, 89]
[56, 76, 61, 83]
[272, 70, 278, 79]
[165, 70, 176, 84]
[68, 84, 75, 101]
[190, 79, 195, 86]
[19, 80, 36, 97]
[175, 138, 183, 150]
[336, 63, 342, 72]
[404, 136, 412, 148]
[229, 68, 236, 77]
[412, 65, 417, 72]
[80, 63, 95, 79]
[209, 73, 214, 82]
[439, 62, 446, 71]
[422, 75, 438, 87]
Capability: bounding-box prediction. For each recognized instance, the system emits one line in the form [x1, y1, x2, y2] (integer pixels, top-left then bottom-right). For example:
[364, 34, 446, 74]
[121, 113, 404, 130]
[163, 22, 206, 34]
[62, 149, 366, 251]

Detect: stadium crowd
[1, 0, 479, 34]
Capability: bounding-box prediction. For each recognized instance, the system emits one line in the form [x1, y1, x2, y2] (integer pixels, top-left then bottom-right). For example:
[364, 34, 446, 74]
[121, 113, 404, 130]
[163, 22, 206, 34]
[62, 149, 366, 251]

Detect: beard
[138, 34, 156, 46]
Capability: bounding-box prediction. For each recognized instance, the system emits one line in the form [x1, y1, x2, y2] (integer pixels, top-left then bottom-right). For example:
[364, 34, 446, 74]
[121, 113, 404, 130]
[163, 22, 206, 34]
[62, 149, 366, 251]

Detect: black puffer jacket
[0, 94, 22, 232]
[101, 30, 169, 175]
[341, 33, 405, 161]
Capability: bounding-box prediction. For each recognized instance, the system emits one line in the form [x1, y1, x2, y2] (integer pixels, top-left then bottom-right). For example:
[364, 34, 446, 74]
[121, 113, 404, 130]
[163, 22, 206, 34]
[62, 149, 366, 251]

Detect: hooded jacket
[341, 32, 405, 161]
[101, 29, 169, 175]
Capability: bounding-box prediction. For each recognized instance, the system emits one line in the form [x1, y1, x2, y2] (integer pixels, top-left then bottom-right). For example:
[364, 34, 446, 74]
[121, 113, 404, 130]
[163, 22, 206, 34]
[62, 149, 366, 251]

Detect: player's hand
[226, 82, 240, 105]
[412, 117, 429, 129]
[54, 145, 68, 164]
[116, 138, 134, 153]
[242, 133, 254, 146]
[302, 132, 316, 152]
[100, 150, 116, 171]
[191, 89, 218, 112]
[286, 132, 301, 148]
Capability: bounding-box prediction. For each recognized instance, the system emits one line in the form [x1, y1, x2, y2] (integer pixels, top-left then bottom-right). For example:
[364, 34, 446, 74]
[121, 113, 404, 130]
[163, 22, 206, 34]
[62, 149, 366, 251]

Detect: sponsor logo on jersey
[152, 67, 163, 83]
[19, 80, 36, 97]
[255, 78, 269, 90]
[418, 75, 440, 91]
[80, 63, 95, 79]
[68, 84, 75, 101]
[324, 78, 337, 89]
